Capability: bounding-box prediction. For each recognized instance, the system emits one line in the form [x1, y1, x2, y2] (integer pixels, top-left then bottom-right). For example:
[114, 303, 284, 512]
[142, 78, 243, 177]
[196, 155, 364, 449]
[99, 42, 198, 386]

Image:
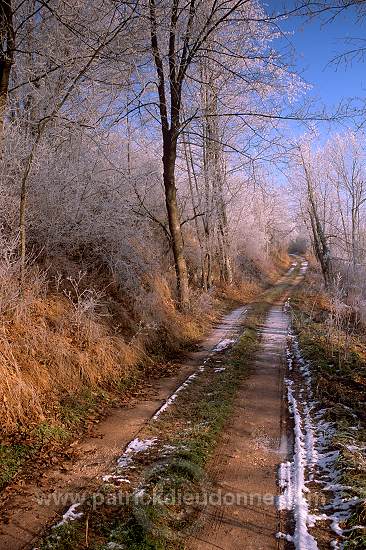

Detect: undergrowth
[291, 282, 366, 547]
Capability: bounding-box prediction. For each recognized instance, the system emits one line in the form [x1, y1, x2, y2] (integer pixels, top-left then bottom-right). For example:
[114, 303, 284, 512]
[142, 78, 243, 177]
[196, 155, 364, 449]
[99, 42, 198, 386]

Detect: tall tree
[148, 0, 193, 308]
[0, 0, 14, 147]
[296, 145, 332, 286]
[147, 0, 303, 305]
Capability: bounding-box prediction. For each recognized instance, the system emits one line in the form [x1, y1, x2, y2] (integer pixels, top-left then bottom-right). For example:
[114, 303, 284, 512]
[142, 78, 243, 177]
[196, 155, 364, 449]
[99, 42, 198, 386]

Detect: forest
[0, 1, 365, 549]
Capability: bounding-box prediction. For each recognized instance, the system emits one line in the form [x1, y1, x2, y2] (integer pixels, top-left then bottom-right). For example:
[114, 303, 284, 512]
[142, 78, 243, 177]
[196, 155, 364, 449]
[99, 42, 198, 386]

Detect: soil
[186, 277, 300, 550]
[0, 305, 247, 550]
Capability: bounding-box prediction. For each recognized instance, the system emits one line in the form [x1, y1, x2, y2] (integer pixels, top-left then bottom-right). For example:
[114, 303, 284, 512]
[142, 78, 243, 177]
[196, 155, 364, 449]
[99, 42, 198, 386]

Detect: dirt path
[188, 269, 303, 550]
[0, 306, 247, 550]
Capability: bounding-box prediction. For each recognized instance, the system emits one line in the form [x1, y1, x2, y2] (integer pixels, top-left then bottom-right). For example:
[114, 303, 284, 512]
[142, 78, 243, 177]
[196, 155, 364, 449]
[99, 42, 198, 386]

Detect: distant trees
[292, 132, 366, 293]
[328, 135, 366, 269]
[297, 145, 332, 287]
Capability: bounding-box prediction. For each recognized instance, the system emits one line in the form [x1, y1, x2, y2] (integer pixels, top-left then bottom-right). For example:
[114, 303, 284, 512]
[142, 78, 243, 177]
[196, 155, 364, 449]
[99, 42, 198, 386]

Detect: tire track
[187, 263, 304, 550]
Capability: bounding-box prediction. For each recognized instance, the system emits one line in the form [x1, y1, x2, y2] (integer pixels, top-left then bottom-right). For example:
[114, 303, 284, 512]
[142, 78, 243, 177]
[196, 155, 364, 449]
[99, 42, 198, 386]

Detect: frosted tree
[145, 0, 306, 307]
[1, 0, 138, 285]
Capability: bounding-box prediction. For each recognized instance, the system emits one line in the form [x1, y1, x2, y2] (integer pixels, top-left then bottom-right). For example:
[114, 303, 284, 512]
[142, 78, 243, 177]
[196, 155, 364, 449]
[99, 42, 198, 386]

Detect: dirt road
[17, 258, 357, 549]
[0, 305, 247, 550]
[0, 260, 309, 550]
[188, 284, 299, 550]
[187, 259, 355, 550]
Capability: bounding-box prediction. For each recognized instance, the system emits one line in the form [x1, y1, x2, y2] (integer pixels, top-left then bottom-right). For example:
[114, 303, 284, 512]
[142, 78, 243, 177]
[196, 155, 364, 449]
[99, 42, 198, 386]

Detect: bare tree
[328, 134, 366, 268]
[0, 0, 14, 146]
[4, 0, 138, 286]
[298, 145, 332, 286]
[146, 0, 303, 306]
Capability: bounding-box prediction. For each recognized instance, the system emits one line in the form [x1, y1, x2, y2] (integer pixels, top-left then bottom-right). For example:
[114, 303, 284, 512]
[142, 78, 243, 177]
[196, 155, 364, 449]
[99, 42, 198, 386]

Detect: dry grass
[292, 288, 332, 318]
[0, 242, 280, 441]
[0, 265, 213, 438]
[215, 279, 262, 304]
[0, 284, 139, 436]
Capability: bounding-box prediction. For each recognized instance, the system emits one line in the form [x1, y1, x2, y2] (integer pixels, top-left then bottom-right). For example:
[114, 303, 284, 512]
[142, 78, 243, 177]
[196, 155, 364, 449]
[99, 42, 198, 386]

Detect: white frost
[279, 380, 319, 549]
[280, 330, 361, 548]
[300, 260, 308, 275]
[106, 542, 126, 549]
[152, 372, 199, 420]
[102, 474, 131, 484]
[276, 531, 294, 542]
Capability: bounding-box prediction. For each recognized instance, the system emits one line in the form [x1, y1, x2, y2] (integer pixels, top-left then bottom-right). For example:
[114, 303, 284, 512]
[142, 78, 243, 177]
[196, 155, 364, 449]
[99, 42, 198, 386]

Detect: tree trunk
[183, 134, 207, 290]
[351, 200, 358, 269]
[309, 210, 331, 287]
[163, 141, 189, 308]
[203, 251, 212, 290]
[0, 0, 15, 149]
[202, 68, 232, 285]
[0, 61, 11, 143]
[300, 148, 332, 288]
[19, 145, 37, 289]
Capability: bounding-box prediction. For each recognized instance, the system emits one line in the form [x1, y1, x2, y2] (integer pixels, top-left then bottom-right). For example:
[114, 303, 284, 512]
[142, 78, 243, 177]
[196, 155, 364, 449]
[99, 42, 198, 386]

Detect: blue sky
[274, 1, 365, 133]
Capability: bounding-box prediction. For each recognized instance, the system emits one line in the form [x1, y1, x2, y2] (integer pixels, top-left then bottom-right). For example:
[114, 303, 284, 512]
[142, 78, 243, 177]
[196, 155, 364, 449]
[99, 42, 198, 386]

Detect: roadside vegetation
[291, 269, 366, 548]
[0, 257, 274, 492]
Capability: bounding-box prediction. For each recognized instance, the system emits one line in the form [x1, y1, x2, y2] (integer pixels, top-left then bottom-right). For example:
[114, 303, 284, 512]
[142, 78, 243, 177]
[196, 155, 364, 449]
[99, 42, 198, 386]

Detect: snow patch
[213, 338, 235, 352]
[279, 329, 362, 547]
[54, 503, 83, 528]
[152, 372, 199, 420]
[278, 379, 319, 549]
[300, 260, 308, 275]
[117, 437, 157, 468]
[102, 474, 131, 484]
[276, 531, 294, 542]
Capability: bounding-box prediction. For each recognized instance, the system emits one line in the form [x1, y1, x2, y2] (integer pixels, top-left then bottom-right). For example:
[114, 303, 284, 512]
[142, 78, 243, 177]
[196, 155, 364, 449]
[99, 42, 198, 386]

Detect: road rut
[0, 306, 247, 550]
[188, 270, 303, 550]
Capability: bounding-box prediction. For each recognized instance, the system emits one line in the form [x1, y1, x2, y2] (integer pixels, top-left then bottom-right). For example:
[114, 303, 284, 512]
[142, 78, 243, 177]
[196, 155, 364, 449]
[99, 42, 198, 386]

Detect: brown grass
[0, 241, 285, 441]
[0, 291, 139, 436]
[215, 279, 262, 304]
[0, 267, 215, 438]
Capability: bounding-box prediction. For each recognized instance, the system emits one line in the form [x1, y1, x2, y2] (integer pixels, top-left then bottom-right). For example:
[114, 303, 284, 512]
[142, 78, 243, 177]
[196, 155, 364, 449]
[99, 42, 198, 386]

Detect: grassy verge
[0, 300, 235, 492]
[0, 386, 125, 490]
[0, 265, 277, 493]
[290, 284, 366, 548]
[36, 274, 296, 550]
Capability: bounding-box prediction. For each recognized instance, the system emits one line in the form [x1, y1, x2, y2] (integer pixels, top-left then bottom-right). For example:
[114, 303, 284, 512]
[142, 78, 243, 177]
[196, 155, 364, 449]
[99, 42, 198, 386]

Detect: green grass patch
[343, 503, 366, 549]
[0, 423, 71, 490]
[39, 522, 83, 550]
[32, 422, 70, 444]
[0, 444, 30, 488]
[59, 388, 106, 426]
